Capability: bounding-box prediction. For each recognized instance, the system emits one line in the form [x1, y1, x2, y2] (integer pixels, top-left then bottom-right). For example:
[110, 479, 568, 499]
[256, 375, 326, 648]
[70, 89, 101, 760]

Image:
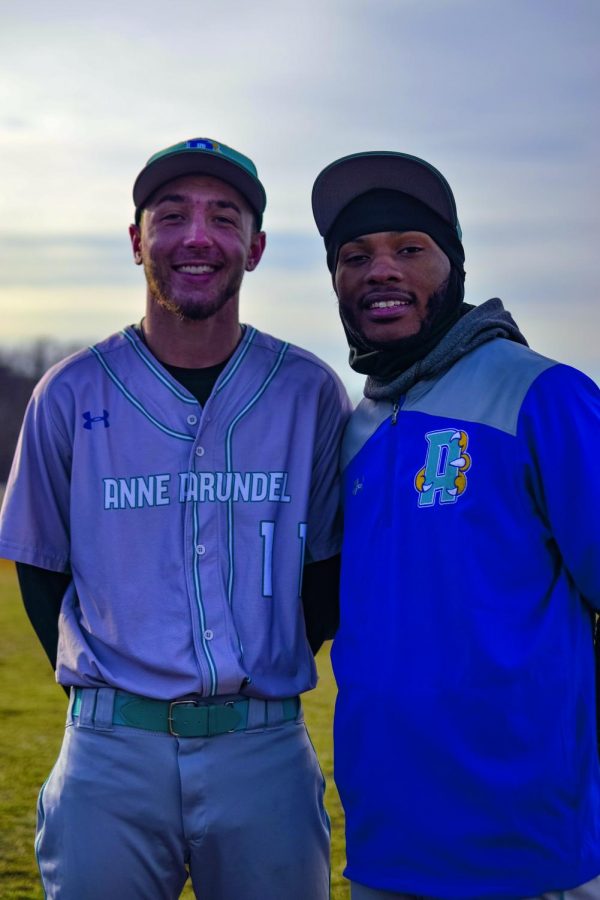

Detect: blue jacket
[334, 338, 600, 898]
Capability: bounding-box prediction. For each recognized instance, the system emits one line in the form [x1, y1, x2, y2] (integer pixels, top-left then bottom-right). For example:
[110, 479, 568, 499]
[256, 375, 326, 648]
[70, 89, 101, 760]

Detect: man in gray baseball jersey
[0, 137, 351, 899]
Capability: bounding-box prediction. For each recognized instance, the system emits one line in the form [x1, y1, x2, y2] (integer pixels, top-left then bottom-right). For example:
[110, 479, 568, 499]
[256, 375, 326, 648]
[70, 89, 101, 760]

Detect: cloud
[1, 0, 597, 390]
[0, 234, 137, 287]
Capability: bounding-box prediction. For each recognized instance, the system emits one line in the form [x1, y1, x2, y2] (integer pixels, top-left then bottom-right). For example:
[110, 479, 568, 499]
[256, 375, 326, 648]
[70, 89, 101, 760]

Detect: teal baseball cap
[133, 137, 266, 227]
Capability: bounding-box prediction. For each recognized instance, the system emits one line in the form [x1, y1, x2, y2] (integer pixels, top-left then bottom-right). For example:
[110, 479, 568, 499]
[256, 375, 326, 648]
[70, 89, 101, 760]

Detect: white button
[204, 629, 214, 641]
[195, 446, 205, 457]
[196, 544, 206, 556]
[187, 414, 198, 426]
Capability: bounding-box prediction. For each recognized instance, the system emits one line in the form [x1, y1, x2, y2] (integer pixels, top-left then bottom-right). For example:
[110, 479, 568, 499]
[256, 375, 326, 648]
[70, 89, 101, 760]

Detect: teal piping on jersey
[90, 345, 195, 441]
[224, 342, 290, 628]
[215, 326, 257, 394]
[192, 498, 218, 695]
[121, 328, 197, 404]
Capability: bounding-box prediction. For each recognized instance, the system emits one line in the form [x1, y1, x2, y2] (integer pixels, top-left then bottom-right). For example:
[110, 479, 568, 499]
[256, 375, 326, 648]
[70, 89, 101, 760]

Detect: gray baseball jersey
[0, 324, 351, 699]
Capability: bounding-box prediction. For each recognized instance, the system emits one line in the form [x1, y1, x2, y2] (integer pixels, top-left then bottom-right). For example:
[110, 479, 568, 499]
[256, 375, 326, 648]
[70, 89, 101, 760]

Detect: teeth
[176, 264, 215, 274]
[369, 299, 409, 309]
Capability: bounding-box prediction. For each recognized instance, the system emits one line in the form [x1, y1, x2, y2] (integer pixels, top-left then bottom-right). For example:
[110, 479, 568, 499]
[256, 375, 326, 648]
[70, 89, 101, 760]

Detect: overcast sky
[1, 0, 598, 397]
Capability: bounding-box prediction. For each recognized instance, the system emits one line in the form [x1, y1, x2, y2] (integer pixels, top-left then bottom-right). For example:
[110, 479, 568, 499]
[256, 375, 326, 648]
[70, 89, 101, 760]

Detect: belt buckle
[168, 699, 199, 737]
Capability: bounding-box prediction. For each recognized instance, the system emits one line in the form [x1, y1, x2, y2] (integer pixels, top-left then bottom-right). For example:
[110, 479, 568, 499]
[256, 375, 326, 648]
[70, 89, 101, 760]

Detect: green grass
[0, 560, 348, 899]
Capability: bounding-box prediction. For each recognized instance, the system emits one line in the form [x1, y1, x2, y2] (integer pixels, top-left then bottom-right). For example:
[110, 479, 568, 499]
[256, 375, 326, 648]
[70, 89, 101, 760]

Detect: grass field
[0, 559, 349, 899]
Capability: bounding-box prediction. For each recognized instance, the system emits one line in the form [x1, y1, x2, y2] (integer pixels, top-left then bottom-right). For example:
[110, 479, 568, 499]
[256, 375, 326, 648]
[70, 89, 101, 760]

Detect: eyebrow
[210, 199, 243, 215]
[345, 231, 422, 245]
[152, 194, 242, 216]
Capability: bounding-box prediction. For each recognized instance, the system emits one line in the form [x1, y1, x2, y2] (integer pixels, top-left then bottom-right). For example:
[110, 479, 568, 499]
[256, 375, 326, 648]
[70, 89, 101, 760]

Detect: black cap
[312, 150, 461, 241]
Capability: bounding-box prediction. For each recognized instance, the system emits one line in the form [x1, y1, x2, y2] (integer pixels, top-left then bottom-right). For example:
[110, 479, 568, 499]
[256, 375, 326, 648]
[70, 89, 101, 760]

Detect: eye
[160, 212, 184, 222]
[214, 214, 239, 227]
[342, 252, 369, 265]
[398, 245, 422, 256]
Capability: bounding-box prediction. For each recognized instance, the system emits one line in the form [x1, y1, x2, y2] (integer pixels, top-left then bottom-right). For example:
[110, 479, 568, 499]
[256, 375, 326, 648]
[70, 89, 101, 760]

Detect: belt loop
[266, 700, 277, 727]
[66, 687, 76, 725]
[284, 697, 302, 723]
[93, 688, 116, 731]
[266, 699, 290, 727]
[77, 688, 98, 729]
[246, 698, 267, 729]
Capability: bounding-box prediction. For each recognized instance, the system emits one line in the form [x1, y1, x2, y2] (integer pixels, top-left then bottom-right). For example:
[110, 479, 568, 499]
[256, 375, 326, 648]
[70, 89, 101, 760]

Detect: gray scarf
[364, 298, 528, 401]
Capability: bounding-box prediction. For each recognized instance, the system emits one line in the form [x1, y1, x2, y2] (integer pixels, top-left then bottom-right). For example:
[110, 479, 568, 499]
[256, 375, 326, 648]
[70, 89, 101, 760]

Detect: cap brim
[133, 151, 266, 220]
[311, 151, 458, 237]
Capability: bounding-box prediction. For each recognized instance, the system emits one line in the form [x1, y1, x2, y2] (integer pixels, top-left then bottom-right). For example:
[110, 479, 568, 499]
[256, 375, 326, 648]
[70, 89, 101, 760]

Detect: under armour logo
[83, 410, 110, 430]
[352, 478, 364, 496]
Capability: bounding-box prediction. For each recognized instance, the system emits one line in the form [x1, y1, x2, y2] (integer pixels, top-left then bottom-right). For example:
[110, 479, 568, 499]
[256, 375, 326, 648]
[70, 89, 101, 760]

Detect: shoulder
[517, 358, 600, 432]
[34, 329, 129, 397]
[247, 326, 350, 402]
[405, 339, 560, 436]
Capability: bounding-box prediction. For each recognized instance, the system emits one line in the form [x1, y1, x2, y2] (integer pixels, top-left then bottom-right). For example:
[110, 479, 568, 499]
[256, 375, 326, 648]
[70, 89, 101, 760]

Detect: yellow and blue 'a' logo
[414, 429, 471, 507]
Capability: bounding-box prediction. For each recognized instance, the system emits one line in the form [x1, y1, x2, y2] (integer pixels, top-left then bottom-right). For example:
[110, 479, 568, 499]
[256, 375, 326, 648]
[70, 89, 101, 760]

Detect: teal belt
[72, 689, 299, 738]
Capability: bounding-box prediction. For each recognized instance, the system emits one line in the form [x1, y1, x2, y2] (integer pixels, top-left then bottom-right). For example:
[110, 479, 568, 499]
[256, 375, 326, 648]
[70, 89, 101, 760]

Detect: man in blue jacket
[311, 152, 600, 900]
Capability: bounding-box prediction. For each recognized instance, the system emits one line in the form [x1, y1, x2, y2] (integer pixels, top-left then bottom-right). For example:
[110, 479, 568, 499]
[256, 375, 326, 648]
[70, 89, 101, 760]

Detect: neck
[142, 296, 242, 367]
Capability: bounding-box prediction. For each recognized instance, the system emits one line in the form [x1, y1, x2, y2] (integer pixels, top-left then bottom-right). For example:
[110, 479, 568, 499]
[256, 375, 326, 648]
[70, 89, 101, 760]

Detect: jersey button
[196, 544, 206, 556]
[187, 414, 198, 426]
[203, 629, 214, 641]
[195, 446, 205, 457]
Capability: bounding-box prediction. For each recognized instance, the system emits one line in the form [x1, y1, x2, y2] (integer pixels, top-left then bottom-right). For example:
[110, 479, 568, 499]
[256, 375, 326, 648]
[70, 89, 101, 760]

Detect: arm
[16, 562, 71, 672]
[521, 365, 600, 609]
[302, 554, 341, 655]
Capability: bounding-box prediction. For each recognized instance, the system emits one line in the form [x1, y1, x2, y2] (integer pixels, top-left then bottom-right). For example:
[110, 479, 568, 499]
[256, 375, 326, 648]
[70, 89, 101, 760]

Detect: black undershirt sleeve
[301, 555, 341, 655]
[16, 562, 71, 694]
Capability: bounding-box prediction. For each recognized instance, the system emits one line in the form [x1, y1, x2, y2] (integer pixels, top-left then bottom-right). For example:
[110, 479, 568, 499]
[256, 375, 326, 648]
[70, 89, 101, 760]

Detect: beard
[340, 275, 451, 353]
[143, 258, 244, 322]
[341, 266, 466, 379]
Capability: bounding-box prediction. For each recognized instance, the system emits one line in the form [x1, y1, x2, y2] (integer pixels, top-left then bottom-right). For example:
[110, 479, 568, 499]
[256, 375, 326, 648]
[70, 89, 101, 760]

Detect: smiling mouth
[367, 298, 411, 309]
[173, 263, 219, 274]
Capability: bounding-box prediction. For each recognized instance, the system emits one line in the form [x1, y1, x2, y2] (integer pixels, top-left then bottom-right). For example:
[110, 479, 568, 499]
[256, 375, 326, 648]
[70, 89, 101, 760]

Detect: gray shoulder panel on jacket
[341, 340, 557, 471]
[341, 397, 394, 471]
[404, 339, 556, 435]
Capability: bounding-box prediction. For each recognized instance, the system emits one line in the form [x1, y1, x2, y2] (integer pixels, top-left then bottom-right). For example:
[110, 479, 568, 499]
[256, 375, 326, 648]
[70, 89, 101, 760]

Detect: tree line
[0, 340, 83, 484]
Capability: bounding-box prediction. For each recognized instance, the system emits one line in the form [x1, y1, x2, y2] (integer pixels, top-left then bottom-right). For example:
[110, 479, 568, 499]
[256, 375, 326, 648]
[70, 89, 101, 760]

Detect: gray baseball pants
[36, 688, 330, 899]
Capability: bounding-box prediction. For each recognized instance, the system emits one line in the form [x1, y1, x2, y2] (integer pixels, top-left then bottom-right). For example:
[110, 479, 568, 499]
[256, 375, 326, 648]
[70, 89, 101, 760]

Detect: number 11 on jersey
[260, 521, 307, 598]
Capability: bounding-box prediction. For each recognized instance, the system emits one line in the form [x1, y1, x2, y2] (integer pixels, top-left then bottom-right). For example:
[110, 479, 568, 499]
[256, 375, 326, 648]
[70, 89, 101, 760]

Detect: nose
[366, 252, 403, 283]
[182, 213, 213, 249]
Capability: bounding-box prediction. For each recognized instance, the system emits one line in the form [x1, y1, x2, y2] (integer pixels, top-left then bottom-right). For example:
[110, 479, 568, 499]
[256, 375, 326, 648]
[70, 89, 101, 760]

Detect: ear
[245, 231, 267, 272]
[129, 224, 143, 265]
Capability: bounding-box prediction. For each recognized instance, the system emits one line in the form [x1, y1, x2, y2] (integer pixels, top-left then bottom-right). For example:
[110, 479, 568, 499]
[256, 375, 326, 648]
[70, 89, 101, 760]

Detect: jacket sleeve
[519, 363, 600, 610]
